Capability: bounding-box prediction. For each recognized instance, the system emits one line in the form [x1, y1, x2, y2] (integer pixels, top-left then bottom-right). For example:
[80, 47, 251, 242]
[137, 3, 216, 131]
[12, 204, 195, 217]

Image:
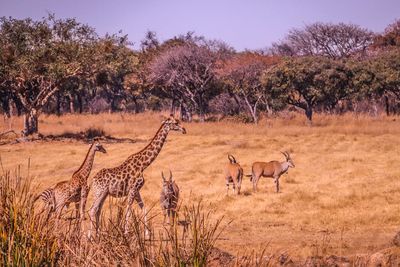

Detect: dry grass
[1, 112, 400, 261]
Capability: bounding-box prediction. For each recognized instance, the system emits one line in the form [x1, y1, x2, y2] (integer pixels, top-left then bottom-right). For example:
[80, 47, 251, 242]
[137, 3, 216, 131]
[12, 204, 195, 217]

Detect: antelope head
[162, 170, 175, 198]
[282, 151, 295, 168]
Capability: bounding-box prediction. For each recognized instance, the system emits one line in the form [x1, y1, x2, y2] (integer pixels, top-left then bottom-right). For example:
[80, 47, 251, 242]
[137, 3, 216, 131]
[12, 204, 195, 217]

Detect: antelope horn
[228, 154, 236, 164]
[161, 171, 166, 182]
[281, 151, 289, 159]
[169, 170, 173, 181]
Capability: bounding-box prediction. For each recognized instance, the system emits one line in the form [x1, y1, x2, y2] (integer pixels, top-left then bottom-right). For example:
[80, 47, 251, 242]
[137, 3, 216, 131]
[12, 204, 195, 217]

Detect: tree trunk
[198, 94, 205, 122]
[69, 95, 75, 113]
[22, 108, 39, 136]
[180, 102, 192, 122]
[232, 94, 241, 114]
[305, 105, 313, 125]
[243, 95, 258, 124]
[385, 95, 390, 116]
[77, 94, 83, 113]
[170, 99, 175, 116]
[56, 92, 61, 116]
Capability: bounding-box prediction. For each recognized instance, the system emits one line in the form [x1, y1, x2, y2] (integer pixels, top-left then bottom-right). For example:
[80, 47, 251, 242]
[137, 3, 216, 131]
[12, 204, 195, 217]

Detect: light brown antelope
[248, 151, 294, 193]
[224, 154, 243, 195]
[160, 170, 180, 225]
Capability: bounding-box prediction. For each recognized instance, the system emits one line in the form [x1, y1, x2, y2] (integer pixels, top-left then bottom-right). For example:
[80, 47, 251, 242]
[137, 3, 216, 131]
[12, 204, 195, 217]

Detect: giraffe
[35, 141, 106, 221]
[88, 116, 186, 236]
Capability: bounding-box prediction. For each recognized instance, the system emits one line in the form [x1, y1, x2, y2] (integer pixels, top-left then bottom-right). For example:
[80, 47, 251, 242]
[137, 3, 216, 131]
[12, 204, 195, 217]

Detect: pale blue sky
[1, 0, 399, 51]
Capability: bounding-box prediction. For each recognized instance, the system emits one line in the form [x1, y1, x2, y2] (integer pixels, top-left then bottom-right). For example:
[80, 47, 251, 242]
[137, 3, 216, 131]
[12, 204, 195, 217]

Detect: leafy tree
[0, 16, 100, 135]
[263, 56, 354, 123]
[217, 52, 279, 123]
[369, 49, 400, 114]
[373, 19, 400, 48]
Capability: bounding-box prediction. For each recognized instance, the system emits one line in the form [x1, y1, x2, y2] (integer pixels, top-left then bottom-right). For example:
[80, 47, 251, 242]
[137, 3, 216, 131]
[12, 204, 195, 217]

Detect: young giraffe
[88, 116, 186, 235]
[35, 141, 106, 220]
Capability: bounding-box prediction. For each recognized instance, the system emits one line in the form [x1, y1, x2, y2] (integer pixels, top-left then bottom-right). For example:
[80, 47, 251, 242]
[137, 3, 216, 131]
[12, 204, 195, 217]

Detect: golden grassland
[1, 112, 400, 260]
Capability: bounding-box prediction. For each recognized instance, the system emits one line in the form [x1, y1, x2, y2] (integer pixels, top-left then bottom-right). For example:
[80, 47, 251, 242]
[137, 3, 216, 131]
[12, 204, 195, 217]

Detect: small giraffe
[35, 141, 106, 220]
[89, 116, 186, 235]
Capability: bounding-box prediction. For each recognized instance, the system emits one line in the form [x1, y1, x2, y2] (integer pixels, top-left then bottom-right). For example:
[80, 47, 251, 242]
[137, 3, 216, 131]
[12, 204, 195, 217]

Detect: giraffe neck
[127, 123, 170, 172]
[72, 144, 97, 182]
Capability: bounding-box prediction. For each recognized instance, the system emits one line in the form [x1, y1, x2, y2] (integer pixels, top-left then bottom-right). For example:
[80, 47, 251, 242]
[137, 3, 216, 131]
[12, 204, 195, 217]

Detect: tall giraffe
[89, 116, 186, 235]
[35, 141, 106, 220]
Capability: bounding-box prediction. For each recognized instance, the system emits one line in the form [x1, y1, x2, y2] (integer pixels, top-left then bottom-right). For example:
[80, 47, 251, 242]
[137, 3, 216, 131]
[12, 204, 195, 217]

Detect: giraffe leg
[166, 209, 171, 225]
[89, 190, 108, 236]
[124, 188, 136, 234]
[79, 185, 90, 221]
[134, 192, 149, 238]
[74, 202, 80, 219]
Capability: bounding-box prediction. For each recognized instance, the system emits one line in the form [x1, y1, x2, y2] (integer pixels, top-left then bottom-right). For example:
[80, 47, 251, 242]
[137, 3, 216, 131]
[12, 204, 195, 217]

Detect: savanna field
[1, 112, 400, 263]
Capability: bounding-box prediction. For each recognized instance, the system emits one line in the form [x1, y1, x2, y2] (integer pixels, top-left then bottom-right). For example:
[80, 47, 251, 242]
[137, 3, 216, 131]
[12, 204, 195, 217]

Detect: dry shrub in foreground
[0, 167, 232, 266]
[0, 168, 59, 266]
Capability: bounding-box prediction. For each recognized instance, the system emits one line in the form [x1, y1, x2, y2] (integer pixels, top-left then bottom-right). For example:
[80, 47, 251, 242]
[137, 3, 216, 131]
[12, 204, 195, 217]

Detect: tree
[0, 16, 100, 135]
[370, 49, 400, 114]
[263, 56, 354, 123]
[148, 40, 219, 121]
[373, 19, 400, 48]
[269, 22, 373, 59]
[217, 52, 279, 123]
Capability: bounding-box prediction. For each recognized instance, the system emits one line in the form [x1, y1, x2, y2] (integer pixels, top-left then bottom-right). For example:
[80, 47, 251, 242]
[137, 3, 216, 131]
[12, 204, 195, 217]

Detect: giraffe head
[161, 170, 175, 198]
[163, 115, 186, 134]
[94, 141, 107, 154]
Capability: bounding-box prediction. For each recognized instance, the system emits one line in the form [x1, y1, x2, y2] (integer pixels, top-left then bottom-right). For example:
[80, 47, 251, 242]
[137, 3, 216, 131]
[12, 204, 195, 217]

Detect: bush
[0, 169, 60, 266]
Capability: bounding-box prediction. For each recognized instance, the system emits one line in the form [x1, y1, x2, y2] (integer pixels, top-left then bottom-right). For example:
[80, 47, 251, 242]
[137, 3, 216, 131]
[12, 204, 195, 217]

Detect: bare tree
[269, 22, 374, 59]
[148, 42, 218, 121]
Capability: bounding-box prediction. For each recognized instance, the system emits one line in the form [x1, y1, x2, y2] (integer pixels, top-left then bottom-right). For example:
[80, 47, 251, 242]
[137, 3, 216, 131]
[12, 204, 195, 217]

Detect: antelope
[224, 154, 243, 195]
[160, 170, 180, 225]
[248, 151, 295, 193]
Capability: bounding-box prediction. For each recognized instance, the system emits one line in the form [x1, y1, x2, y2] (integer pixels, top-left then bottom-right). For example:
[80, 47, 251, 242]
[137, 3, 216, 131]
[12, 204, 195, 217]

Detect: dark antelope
[160, 170, 180, 225]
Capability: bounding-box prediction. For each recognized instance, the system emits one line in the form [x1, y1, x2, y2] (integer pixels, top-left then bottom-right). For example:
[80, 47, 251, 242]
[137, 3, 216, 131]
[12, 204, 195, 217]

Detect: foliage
[263, 56, 355, 122]
[1, 15, 400, 127]
[218, 52, 280, 123]
[373, 19, 400, 48]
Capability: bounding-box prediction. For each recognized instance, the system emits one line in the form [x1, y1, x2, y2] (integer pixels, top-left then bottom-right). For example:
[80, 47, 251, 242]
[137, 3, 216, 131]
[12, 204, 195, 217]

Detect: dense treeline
[1, 15, 400, 135]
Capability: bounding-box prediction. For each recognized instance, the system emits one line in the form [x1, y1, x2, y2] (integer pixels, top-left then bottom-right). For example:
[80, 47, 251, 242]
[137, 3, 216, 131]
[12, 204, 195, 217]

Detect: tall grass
[0, 166, 229, 266]
[0, 167, 59, 266]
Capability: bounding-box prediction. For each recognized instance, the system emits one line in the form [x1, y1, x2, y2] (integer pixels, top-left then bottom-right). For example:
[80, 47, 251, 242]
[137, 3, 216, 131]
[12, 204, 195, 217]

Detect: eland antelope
[224, 154, 243, 195]
[248, 151, 295, 193]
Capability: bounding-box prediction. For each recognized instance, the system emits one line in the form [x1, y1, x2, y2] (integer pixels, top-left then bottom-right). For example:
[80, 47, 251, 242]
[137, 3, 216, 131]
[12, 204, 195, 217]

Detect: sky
[1, 0, 399, 51]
